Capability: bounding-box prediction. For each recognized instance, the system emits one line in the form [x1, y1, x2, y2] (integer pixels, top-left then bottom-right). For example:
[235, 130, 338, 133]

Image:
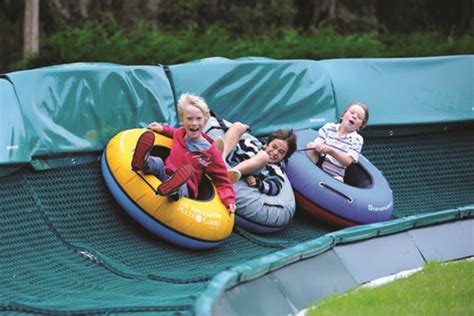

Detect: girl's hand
[315, 143, 329, 154]
[228, 204, 236, 213]
[148, 122, 163, 133]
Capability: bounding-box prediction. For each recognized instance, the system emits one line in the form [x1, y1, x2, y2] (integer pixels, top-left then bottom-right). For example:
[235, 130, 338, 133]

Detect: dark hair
[340, 102, 370, 130]
[266, 129, 297, 159]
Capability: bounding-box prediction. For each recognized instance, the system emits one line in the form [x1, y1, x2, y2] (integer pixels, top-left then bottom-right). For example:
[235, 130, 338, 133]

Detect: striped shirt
[228, 138, 286, 196]
[315, 123, 364, 179]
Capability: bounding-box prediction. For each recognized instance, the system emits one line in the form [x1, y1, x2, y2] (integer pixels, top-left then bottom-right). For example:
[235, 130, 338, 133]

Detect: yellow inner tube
[105, 128, 234, 242]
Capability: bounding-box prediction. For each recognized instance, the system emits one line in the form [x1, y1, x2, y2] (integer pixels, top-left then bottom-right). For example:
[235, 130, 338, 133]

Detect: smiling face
[340, 104, 367, 134]
[265, 138, 289, 164]
[181, 104, 207, 141]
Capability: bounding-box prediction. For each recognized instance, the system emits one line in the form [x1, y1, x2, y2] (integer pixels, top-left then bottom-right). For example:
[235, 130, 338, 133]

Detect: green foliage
[381, 32, 474, 57]
[156, 0, 295, 35]
[307, 260, 474, 316]
[376, 0, 473, 35]
[13, 20, 474, 71]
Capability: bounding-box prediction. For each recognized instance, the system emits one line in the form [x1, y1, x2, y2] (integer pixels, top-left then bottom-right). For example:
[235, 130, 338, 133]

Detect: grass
[307, 259, 474, 316]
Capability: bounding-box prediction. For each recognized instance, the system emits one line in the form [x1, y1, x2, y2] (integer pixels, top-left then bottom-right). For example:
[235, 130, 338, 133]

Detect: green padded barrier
[459, 204, 474, 217]
[5, 63, 177, 166]
[2, 56, 472, 168]
[320, 55, 474, 126]
[0, 78, 28, 166]
[169, 58, 336, 136]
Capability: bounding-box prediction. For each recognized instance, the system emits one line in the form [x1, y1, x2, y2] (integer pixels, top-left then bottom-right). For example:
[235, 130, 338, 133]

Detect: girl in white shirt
[306, 102, 369, 182]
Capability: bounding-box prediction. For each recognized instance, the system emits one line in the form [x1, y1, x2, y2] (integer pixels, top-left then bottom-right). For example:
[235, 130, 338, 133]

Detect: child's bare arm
[233, 150, 269, 176]
[306, 141, 318, 149]
[319, 144, 354, 166]
[306, 141, 321, 164]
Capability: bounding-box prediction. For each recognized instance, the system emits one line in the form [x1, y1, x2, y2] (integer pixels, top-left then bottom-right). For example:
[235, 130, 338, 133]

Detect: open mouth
[189, 127, 200, 132]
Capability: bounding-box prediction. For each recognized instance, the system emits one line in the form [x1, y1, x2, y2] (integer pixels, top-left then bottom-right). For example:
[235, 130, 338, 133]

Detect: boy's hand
[228, 204, 236, 213]
[148, 122, 163, 133]
[246, 175, 257, 187]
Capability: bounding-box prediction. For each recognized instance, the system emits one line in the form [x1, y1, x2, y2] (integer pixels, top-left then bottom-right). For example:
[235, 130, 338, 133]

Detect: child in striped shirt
[215, 125, 297, 196]
[306, 102, 369, 182]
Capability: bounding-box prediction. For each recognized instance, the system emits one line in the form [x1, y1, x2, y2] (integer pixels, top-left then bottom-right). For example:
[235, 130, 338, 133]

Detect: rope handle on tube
[319, 181, 353, 203]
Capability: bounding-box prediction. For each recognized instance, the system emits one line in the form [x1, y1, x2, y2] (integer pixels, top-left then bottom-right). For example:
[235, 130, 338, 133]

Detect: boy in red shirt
[132, 93, 236, 213]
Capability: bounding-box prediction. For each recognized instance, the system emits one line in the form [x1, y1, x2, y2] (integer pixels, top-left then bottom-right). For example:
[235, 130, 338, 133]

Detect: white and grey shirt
[314, 122, 363, 179]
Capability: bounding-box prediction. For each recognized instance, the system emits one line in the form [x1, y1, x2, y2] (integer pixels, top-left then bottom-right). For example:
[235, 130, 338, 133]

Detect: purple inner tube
[286, 129, 394, 224]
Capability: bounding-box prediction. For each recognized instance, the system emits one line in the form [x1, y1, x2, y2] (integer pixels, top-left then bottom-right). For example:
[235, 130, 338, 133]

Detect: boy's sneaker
[131, 131, 155, 171]
[214, 136, 226, 159]
[157, 164, 194, 196]
[228, 169, 241, 183]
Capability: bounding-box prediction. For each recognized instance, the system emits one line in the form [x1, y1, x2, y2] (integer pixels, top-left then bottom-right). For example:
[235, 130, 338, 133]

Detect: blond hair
[177, 93, 211, 121]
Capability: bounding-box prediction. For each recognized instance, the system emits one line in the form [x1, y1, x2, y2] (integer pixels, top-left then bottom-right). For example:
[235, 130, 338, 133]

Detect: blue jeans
[143, 156, 189, 198]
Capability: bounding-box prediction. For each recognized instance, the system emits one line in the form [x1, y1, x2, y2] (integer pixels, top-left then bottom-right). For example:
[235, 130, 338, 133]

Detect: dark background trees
[1, 0, 473, 73]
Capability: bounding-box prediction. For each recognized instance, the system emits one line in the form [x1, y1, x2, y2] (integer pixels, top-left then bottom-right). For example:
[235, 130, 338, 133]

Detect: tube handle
[319, 181, 353, 203]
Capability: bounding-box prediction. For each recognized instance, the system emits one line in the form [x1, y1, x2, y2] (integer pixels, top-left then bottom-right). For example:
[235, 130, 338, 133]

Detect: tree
[23, 0, 39, 58]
